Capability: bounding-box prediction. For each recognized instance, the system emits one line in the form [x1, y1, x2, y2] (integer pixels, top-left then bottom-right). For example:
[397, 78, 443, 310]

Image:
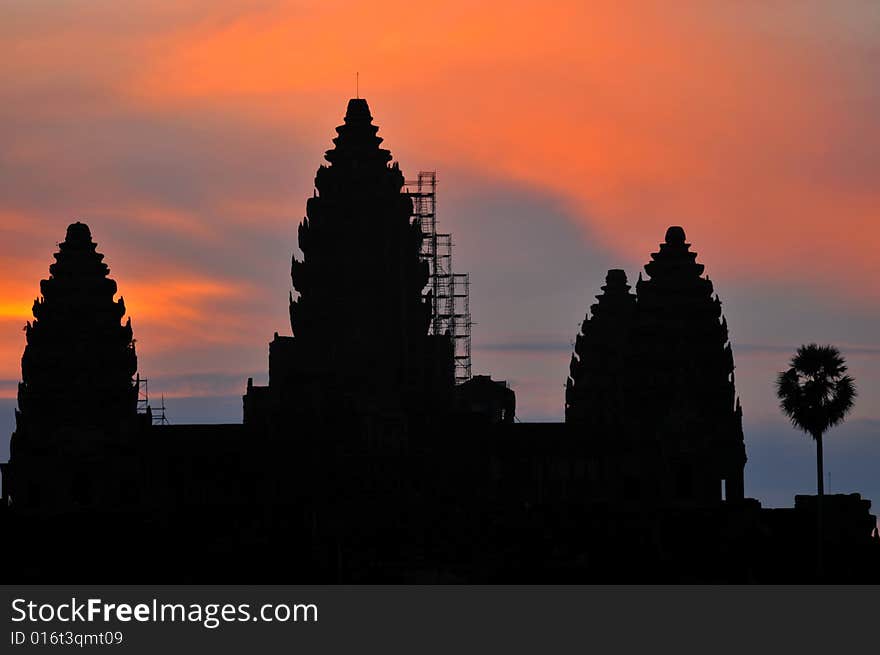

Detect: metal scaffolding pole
[405, 171, 472, 384]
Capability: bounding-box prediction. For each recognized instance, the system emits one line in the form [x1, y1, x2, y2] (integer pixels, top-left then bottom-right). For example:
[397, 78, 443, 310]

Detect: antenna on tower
[356, 72, 359, 99]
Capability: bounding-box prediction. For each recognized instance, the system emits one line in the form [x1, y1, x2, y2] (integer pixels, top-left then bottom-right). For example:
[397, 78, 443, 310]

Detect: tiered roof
[566, 227, 746, 500]
[17, 222, 138, 432]
[566, 269, 637, 427]
[281, 99, 447, 410]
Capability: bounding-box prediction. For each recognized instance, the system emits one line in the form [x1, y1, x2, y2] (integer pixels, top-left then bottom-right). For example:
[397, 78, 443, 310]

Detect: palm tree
[776, 343, 856, 578]
[777, 344, 857, 495]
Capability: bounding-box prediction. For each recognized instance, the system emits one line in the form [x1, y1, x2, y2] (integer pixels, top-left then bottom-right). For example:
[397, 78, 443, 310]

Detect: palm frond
[776, 344, 856, 438]
[826, 374, 857, 428]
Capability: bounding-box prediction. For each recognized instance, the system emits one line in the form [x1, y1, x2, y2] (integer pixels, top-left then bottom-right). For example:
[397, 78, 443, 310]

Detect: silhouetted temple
[1, 99, 878, 583]
[6, 223, 146, 513]
[244, 99, 454, 433]
[566, 229, 746, 507]
[566, 268, 636, 429]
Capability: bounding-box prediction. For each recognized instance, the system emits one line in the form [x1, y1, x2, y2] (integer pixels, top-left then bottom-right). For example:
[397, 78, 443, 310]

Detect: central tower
[246, 99, 454, 429]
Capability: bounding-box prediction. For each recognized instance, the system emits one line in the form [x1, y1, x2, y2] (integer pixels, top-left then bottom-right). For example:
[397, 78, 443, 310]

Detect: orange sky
[1, 0, 878, 418]
[128, 1, 880, 292]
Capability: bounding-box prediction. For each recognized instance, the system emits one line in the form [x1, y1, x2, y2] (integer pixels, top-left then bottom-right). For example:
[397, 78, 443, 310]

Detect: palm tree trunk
[815, 430, 824, 580]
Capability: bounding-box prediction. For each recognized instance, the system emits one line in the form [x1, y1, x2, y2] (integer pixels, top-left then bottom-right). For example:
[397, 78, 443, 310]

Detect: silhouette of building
[567, 269, 636, 428]
[567, 229, 746, 507]
[2, 223, 146, 514]
[244, 99, 454, 434]
[0, 99, 877, 583]
[634, 226, 746, 503]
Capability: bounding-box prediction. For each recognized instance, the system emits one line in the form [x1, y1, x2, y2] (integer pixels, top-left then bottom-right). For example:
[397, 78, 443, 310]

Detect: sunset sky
[1, 1, 878, 508]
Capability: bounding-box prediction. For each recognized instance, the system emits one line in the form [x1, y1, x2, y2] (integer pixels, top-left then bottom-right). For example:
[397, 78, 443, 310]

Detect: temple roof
[324, 97, 392, 167]
[643, 225, 704, 281]
[18, 222, 138, 429]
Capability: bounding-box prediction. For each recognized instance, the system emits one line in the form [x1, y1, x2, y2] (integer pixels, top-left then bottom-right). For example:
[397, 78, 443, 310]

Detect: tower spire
[248, 97, 452, 423]
[16, 222, 138, 431]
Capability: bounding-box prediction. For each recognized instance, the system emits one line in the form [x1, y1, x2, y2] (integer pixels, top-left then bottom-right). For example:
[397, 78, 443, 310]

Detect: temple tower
[565, 228, 746, 504]
[566, 269, 637, 429]
[4, 222, 140, 510]
[17, 222, 137, 431]
[246, 99, 453, 427]
[633, 226, 745, 502]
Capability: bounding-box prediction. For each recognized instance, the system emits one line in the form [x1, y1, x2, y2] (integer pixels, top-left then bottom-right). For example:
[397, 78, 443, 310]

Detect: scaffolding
[405, 171, 472, 384]
[136, 376, 169, 425]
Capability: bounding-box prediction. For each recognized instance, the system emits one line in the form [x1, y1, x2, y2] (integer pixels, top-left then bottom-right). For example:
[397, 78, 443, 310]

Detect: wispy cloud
[476, 340, 571, 354]
[736, 343, 880, 356]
